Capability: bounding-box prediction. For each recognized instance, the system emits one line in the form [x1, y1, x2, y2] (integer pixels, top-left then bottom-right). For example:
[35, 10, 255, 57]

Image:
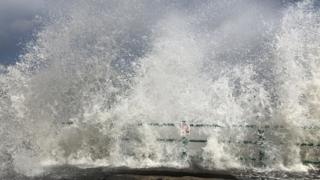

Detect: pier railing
[132, 122, 320, 166]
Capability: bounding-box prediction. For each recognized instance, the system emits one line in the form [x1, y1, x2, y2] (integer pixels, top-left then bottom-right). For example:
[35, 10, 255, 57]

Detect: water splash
[0, 0, 319, 178]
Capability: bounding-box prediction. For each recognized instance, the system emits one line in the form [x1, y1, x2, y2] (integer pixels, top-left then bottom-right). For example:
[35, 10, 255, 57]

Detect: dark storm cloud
[0, 0, 46, 65]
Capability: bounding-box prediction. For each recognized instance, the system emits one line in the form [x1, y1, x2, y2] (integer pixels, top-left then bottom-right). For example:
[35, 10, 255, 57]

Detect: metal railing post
[257, 128, 265, 167]
[181, 136, 189, 160]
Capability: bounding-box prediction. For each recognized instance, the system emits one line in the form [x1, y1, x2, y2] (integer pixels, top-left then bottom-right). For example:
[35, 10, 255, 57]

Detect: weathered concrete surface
[99, 175, 228, 180]
[32, 165, 237, 180]
[6, 165, 320, 180]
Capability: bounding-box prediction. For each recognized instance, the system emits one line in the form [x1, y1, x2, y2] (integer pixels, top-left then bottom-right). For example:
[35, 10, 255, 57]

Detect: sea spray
[0, 0, 319, 177]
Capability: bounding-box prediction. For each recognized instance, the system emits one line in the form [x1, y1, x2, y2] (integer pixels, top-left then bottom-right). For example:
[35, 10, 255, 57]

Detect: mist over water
[0, 0, 320, 178]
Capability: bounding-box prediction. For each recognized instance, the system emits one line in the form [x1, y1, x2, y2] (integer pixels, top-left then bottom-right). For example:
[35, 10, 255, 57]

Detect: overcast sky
[0, 0, 312, 66]
[0, 0, 47, 65]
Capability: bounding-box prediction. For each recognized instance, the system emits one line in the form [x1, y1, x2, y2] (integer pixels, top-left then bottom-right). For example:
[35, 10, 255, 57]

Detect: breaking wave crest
[0, 0, 320, 177]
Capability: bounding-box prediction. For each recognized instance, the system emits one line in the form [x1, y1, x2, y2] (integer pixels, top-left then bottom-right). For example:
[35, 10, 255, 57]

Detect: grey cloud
[0, 0, 46, 64]
[0, 0, 308, 65]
